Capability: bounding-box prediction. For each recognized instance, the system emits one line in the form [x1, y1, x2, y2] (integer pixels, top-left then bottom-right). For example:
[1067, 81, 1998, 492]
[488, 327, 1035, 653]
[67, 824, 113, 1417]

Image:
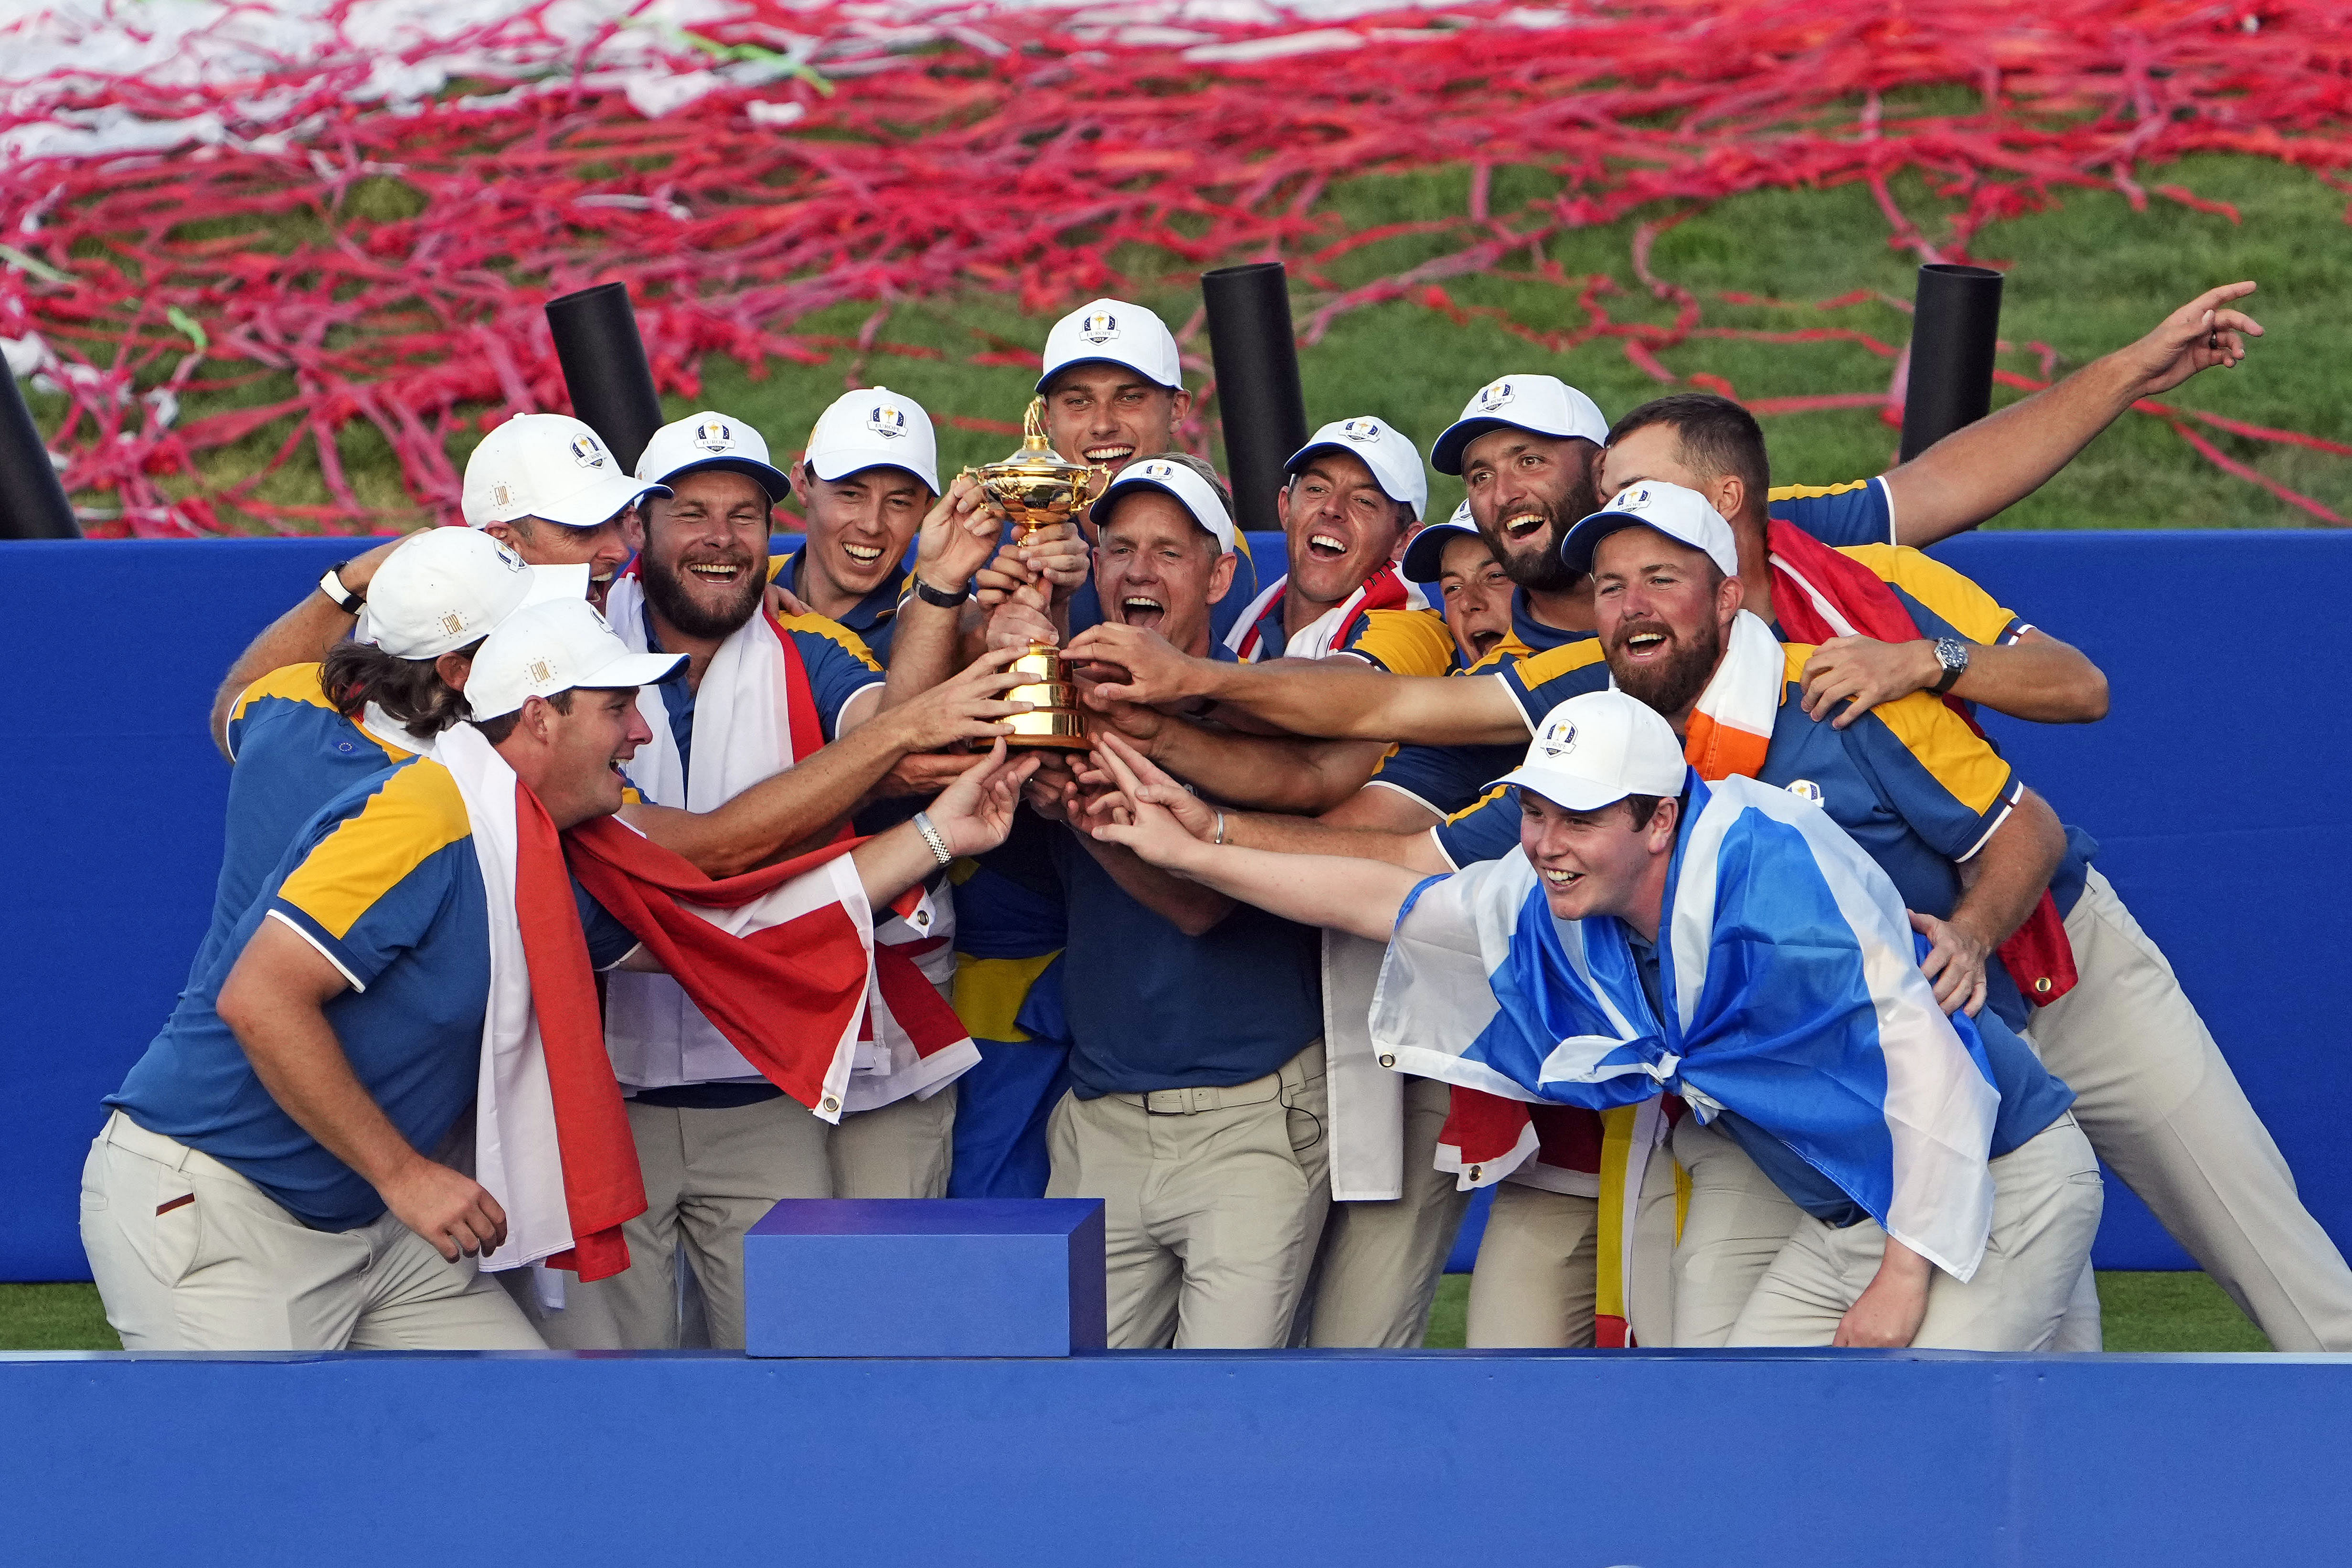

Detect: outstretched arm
[1085, 693, 1395, 814]
[1883, 282, 2261, 546]
[1066, 621, 1531, 745]
[210, 535, 404, 758]
[849, 742, 1037, 910]
[1086, 737, 1429, 942]
[1800, 627, 2108, 728]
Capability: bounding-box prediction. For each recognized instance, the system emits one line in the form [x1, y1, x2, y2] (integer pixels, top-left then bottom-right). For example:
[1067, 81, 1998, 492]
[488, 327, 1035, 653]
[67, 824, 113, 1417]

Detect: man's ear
[1648, 795, 1682, 853]
[435, 651, 474, 692]
[1206, 548, 1238, 606]
[1717, 568, 1745, 628]
[1168, 388, 1193, 424]
[1715, 473, 1747, 530]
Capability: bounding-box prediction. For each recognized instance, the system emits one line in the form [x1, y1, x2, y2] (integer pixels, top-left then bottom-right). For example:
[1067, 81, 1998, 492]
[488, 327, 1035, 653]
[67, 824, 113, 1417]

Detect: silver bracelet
[912, 810, 954, 866]
[1213, 809, 1227, 847]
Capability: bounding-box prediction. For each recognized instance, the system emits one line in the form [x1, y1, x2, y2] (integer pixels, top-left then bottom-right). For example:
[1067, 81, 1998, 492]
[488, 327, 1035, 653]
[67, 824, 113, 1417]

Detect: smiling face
[1518, 790, 1677, 927]
[1437, 531, 1514, 664]
[1094, 490, 1235, 657]
[503, 686, 653, 830]
[639, 469, 770, 641]
[1590, 525, 1743, 727]
[1043, 363, 1190, 476]
[1459, 429, 1601, 594]
[793, 462, 931, 609]
[487, 510, 636, 607]
[1279, 450, 1412, 608]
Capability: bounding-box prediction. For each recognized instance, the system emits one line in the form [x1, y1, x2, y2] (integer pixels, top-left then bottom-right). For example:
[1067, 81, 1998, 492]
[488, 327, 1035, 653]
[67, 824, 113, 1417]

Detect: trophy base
[1004, 708, 1090, 750]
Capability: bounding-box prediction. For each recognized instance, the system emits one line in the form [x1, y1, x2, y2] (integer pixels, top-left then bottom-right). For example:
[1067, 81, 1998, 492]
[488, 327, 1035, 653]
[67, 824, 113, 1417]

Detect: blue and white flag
[1369, 772, 2002, 1281]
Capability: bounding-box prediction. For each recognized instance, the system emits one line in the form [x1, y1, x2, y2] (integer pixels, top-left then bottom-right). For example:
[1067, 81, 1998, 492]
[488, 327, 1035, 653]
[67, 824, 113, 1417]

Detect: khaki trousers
[1729, 1113, 2103, 1350]
[1302, 1075, 1473, 1348]
[80, 1111, 541, 1352]
[549, 1095, 830, 1350]
[1669, 1116, 1804, 1348]
[1046, 1045, 1330, 1350]
[830, 1084, 958, 1199]
[1466, 1185, 1598, 1348]
[2033, 868, 2352, 1352]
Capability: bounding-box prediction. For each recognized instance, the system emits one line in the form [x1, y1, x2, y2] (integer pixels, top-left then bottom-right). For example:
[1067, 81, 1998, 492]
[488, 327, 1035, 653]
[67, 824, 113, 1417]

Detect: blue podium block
[743, 1198, 1107, 1357]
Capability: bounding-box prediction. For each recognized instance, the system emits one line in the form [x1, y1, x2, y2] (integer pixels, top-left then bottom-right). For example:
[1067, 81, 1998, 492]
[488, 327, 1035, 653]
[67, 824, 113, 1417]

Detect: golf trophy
[967, 397, 1111, 750]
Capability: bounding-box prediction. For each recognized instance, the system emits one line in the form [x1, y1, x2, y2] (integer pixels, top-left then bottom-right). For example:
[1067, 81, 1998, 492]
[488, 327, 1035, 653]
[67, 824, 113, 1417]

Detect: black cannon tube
[1201, 262, 1309, 532]
[1899, 262, 2005, 462]
[545, 281, 664, 474]
[0, 368, 80, 539]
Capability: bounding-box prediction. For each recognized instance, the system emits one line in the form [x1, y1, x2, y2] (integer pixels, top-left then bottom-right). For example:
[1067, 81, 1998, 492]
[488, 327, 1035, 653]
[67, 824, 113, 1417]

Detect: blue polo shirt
[205, 664, 416, 976]
[642, 604, 883, 794]
[1046, 644, 1319, 1095]
[1440, 642, 2040, 1029]
[109, 758, 638, 1230]
[780, 547, 909, 667]
[1367, 613, 1609, 822]
[1767, 477, 1897, 547]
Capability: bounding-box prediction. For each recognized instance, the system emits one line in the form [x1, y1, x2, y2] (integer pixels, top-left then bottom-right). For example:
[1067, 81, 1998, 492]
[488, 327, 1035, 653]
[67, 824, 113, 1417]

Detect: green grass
[42, 153, 2350, 535]
[0, 1272, 2266, 1352]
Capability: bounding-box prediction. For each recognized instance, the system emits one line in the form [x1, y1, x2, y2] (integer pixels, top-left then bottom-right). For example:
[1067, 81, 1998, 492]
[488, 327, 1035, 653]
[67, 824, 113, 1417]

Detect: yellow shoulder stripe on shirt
[276, 760, 473, 940]
[1350, 609, 1456, 679]
[1507, 638, 1606, 691]
[1866, 690, 2015, 816]
[1766, 479, 1873, 502]
[774, 611, 884, 673]
[1837, 543, 2020, 646]
[230, 662, 335, 721]
[1447, 782, 1511, 826]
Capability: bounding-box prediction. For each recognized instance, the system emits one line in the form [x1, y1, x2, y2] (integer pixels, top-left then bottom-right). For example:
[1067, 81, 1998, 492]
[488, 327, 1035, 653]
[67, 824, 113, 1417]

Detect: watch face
[1938, 638, 1968, 671]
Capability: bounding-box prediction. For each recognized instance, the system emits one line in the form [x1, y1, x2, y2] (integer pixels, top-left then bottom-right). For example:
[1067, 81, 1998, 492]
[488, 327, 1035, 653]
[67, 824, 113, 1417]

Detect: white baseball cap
[1430, 374, 1609, 475]
[1284, 416, 1429, 522]
[466, 598, 687, 721]
[1037, 298, 1182, 393]
[462, 413, 669, 530]
[1559, 480, 1739, 579]
[1490, 689, 1688, 812]
[802, 386, 940, 495]
[1401, 498, 1483, 584]
[1097, 456, 1236, 554]
[356, 529, 590, 659]
[636, 410, 791, 501]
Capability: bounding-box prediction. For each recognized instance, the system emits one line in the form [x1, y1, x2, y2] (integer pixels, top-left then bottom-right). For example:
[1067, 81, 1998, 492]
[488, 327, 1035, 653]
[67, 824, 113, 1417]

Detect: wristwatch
[1929, 636, 1969, 694]
[319, 562, 364, 614]
[911, 574, 970, 610]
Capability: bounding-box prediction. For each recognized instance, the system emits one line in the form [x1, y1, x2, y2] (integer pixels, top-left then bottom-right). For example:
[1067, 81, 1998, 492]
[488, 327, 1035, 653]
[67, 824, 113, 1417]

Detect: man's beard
[1609, 612, 1724, 719]
[641, 548, 763, 640]
[1487, 466, 1601, 595]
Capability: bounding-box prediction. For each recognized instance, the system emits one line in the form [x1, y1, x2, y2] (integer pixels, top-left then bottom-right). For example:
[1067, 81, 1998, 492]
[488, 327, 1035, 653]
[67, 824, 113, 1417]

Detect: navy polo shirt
[782, 547, 909, 667]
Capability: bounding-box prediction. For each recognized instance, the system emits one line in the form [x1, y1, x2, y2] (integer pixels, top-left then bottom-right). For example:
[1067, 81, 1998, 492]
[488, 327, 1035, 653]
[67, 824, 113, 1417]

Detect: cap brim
[1036, 354, 1179, 395]
[577, 651, 688, 691]
[656, 456, 793, 503]
[1557, 511, 1646, 576]
[808, 448, 941, 496]
[1401, 521, 1480, 584]
[1283, 439, 1425, 517]
[534, 475, 668, 529]
[1100, 475, 1235, 555]
[1486, 767, 1635, 813]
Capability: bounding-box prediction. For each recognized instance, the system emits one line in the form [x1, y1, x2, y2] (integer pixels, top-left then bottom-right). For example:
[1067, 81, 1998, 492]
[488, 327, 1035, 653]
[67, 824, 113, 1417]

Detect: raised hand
[925, 740, 1041, 857]
[1063, 622, 1213, 706]
[2120, 281, 2262, 397]
[887, 645, 1034, 753]
[1085, 735, 1213, 871]
[915, 474, 1008, 595]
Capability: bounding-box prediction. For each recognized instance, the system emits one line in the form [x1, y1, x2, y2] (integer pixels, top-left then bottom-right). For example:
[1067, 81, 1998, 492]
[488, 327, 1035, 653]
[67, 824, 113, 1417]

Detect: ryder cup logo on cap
[636, 409, 792, 503]
[1038, 297, 1182, 393]
[357, 527, 590, 660]
[462, 413, 668, 530]
[466, 597, 687, 721]
[1559, 478, 1739, 579]
[1101, 456, 1238, 555]
[1431, 373, 1610, 476]
[1286, 414, 1429, 521]
[802, 386, 940, 495]
[1787, 779, 1825, 807]
[1490, 689, 1687, 812]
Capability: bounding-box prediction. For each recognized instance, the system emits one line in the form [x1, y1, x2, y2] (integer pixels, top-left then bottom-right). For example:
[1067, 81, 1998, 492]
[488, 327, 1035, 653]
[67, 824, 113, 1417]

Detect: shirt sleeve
[1840, 544, 2029, 645]
[1367, 741, 1520, 819]
[1842, 692, 2023, 864]
[1494, 641, 1611, 732]
[1431, 784, 1523, 869]
[1767, 477, 1896, 548]
[266, 767, 470, 991]
[780, 619, 887, 741]
[224, 664, 337, 765]
[1337, 609, 1457, 677]
[575, 882, 641, 971]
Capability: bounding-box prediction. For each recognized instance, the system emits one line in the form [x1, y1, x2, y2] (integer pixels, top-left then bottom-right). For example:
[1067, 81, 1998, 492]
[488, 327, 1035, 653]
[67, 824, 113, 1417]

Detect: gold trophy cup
[966, 397, 1110, 751]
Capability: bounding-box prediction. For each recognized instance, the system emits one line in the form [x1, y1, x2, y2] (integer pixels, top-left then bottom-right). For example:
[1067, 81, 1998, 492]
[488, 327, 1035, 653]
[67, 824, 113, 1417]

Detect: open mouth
[1307, 531, 1347, 561]
[1119, 593, 1166, 631]
[1084, 444, 1135, 466]
[1541, 867, 1583, 890]
[1501, 511, 1548, 543]
[841, 542, 883, 566]
[1469, 629, 1504, 657]
[686, 562, 745, 584]
[1619, 627, 1671, 662]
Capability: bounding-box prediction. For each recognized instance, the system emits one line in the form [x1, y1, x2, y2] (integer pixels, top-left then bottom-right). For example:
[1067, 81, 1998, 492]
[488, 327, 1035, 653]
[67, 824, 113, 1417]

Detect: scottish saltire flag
[1369, 772, 2002, 1280]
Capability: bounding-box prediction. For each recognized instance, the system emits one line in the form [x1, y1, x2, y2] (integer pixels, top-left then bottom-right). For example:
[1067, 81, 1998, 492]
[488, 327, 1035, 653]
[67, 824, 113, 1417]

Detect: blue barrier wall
[3, 1347, 2348, 1565]
[4, 530, 2344, 1279]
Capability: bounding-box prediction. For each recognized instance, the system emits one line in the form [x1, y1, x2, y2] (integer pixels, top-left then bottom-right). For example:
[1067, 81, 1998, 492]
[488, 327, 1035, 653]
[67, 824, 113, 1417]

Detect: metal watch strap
[1930, 637, 1968, 695]
[912, 810, 954, 866]
[912, 574, 970, 609]
[319, 562, 363, 613]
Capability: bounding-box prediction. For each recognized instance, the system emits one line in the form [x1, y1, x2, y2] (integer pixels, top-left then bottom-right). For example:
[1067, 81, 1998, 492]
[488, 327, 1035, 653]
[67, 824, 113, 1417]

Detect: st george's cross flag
[1370, 769, 2004, 1281]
